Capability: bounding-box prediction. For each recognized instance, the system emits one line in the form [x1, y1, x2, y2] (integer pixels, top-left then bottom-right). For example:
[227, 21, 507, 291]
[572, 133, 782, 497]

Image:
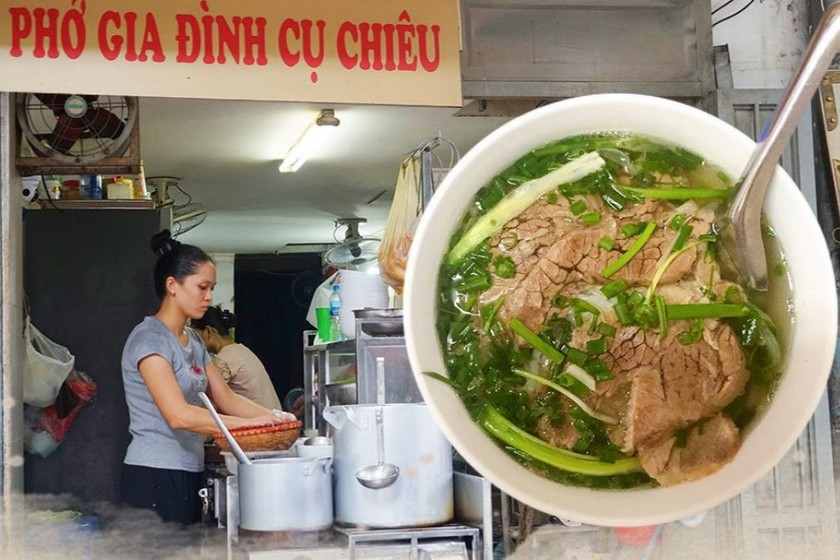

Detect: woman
[120, 230, 294, 526]
[192, 305, 282, 410]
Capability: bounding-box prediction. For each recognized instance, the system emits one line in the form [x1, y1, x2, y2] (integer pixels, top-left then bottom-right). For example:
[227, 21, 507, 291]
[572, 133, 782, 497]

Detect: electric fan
[16, 93, 137, 162]
[323, 218, 381, 270]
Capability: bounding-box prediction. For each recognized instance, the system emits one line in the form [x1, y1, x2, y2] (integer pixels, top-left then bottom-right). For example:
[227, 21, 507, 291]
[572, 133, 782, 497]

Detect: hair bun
[221, 309, 237, 330]
[150, 229, 181, 257]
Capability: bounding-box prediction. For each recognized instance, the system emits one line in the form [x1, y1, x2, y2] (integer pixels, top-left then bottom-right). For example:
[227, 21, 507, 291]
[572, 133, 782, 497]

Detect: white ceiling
[138, 96, 513, 255]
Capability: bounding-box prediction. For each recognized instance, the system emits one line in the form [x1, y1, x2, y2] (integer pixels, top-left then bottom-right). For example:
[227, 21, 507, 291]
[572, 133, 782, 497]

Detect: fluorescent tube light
[278, 109, 340, 173]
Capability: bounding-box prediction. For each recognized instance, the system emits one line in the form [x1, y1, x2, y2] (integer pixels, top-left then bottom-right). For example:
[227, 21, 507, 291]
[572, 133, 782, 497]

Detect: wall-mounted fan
[15, 92, 140, 175]
[147, 176, 208, 237]
[323, 218, 380, 270]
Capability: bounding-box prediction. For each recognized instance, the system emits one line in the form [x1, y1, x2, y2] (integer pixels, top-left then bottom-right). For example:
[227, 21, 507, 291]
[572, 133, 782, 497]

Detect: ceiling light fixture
[278, 109, 340, 173]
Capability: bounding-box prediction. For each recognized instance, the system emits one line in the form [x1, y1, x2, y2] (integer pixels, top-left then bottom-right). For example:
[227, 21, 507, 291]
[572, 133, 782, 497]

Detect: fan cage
[16, 93, 138, 164]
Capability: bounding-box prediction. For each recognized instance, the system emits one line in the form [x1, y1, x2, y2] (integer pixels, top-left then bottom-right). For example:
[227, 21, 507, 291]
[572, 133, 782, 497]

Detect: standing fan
[16, 93, 137, 162]
[323, 218, 381, 270]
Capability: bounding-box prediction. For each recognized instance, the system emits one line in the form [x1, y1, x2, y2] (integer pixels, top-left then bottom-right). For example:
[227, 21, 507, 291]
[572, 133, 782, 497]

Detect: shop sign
[0, 0, 462, 106]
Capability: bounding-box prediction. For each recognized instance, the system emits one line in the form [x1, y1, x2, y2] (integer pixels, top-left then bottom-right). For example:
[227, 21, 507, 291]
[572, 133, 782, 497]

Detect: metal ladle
[355, 357, 399, 489]
[716, 3, 840, 291]
[198, 391, 251, 466]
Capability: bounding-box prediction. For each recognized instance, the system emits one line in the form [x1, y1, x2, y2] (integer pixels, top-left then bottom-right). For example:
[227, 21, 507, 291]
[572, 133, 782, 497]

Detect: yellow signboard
[0, 0, 462, 107]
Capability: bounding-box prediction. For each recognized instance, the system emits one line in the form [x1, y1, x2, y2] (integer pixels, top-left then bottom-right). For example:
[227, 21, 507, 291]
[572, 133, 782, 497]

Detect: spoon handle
[727, 3, 840, 288]
[375, 406, 385, 465]
[198, 391, 251, 465]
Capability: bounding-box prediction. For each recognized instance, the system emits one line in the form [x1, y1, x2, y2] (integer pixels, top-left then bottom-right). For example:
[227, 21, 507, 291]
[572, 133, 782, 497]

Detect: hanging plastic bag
[378, 156, 422, 295]
[23, 318, 75, 408]
[24, 369, 97, 458]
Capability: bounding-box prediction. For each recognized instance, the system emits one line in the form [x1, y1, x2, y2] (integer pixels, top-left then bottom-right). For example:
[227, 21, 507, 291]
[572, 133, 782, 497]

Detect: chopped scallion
[602, 222, 656, 278]
[509, 318, 565, 364]
[600, 278, 627, 299]
[598, 236, 616, 251]
[580, 212, 601, 226]
[570, 199, 587, 216]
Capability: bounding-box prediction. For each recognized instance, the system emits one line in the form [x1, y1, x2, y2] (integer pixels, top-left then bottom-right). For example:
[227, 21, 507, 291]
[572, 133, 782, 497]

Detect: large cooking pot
[238, 456, 333, 531]
[323, 403, 453, 527]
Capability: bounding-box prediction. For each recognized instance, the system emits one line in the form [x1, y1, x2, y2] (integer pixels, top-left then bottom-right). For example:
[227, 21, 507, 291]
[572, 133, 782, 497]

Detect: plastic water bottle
[328, 284, 344, 341]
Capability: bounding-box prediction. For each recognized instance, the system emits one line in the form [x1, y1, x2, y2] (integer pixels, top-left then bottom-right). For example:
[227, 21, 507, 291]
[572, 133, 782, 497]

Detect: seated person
[192, 306, 282, 410]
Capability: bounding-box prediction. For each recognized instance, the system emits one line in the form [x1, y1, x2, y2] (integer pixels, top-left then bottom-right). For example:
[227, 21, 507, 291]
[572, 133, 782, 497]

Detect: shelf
[36, 199, 156, 210]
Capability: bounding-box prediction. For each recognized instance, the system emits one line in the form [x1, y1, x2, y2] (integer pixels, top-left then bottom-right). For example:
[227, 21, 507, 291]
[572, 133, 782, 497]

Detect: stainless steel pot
[238, 456, 333, 531]
[323, 403, 453, 528]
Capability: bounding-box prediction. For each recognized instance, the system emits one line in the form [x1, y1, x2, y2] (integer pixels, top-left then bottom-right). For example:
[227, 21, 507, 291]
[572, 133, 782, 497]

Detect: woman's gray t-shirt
[121, 316, 210, 472]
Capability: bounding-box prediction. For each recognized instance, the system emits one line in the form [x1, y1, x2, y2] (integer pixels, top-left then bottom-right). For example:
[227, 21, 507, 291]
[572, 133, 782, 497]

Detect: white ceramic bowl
[404, 93, 837, 527]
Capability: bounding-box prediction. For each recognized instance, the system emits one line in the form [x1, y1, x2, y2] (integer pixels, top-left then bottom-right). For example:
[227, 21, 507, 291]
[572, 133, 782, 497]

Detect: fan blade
[82, 107, 126, 139]
[48, 113, 85, 154]
[33, 93, 71, 114]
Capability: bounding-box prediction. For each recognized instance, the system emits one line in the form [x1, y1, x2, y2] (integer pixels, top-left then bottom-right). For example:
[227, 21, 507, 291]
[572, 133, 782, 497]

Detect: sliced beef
[638, 414, 740, 486]
[605, 323, 747, 452]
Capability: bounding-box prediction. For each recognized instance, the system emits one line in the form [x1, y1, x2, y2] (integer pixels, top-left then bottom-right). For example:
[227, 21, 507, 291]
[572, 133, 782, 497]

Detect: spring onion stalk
[478, 406, 645, 476]
[621, 187, 732, 200]
[654, 295, 668, 339]
[665, 303, 750, 320]
[447, 152, 606, 263]
[513, 369, 618, 424]
[509, 318, 565, 364]
[563, 363, 597, 391]
[483, 297, 506, 332]
[644, 240, 704, 304]
[601, 221, 656, 278]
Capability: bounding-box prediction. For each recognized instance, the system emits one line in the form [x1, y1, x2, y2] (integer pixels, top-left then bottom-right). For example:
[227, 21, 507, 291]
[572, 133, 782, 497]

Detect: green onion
[621, 222, 647, 237]
[509, 318, 565, 364]
[546, 192, 558, 204]
[482, 297, 506, 332]
[456, 274, 491, 293]
[613, 302, 632, 325]
[569, 199, 587, 215]
[622, 186, 732, 200]
[564, 346, 588, 367]
[645, 240, 704, 304]
[671, 224, 693, 253]
[552, 294, 571, 308]
[665, 303, 750, 320]
[601, 221, 656, 278]
[556, 372, 590, 396]
[512, 369, 618, 424]
[654, 295, 667, 339]
[580, 212, 601, 226]
[668, 214, 687, 230]
[477, 406, 642, 475]
[571, 297, 601, 317]
[493, 255, 517, 278]
[562, 363, 597, 391]
[585, 338, 608, 355]
[598, 236, 615, 251]
[447, 152, 606, 263]
[598, 323, 616, 337]
[585, 359, 614, 382]
[600, 278, 627, 299]
[678, 319, 705, 345]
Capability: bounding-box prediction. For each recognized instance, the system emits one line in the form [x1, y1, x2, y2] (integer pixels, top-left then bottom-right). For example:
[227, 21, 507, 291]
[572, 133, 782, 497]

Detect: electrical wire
[712, 0, 738, 16]
[713, 0, 756, 27]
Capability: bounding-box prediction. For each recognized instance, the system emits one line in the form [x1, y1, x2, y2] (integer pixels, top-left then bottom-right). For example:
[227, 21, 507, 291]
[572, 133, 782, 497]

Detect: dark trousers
[121, 464, 203, 526]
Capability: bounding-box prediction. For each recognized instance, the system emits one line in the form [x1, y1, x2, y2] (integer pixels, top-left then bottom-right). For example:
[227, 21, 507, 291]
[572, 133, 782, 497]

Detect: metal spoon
[716, 3, 840, 291]
[355, 406, 399, 489]
[198, 391, 251, 465]
[355, 358, 399, 489]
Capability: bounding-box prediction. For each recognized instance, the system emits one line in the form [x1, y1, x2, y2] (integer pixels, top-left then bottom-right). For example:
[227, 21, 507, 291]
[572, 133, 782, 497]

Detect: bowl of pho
[403, 93, 837, 526]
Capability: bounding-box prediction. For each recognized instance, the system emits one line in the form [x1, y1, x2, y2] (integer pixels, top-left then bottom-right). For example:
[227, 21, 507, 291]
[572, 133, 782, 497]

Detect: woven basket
[214, 420, 301, 452]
